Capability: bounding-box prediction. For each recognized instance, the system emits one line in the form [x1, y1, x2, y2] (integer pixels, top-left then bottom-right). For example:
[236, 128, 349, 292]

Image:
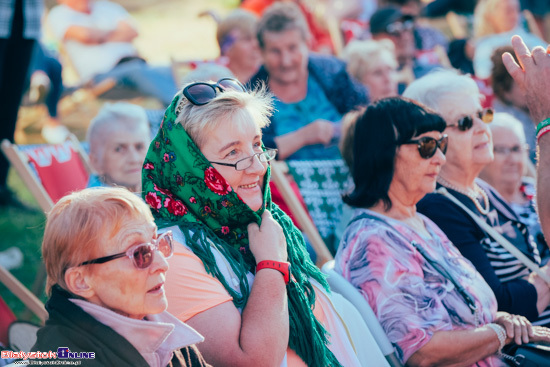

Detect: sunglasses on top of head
[447, 108, 494, 131]
[78, 231, 174, 270]
[183, 78, 246, 106]
[402, 134, 448, 159]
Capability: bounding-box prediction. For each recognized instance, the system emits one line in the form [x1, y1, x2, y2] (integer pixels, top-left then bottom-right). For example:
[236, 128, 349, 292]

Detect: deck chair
[271, 161, 333, 267]
[1, 134, 91, 296]
[284, 159, 352, 255]
[1, 134, 91, 213]
[322, 260, 403, 367]
[0, 266, 47, 325]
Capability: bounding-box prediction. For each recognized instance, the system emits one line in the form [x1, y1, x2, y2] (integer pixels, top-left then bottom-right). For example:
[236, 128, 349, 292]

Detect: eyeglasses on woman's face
[447, 108, 494, 131]
[493, 144, 528, 156]
[182, 78, 246, 106]
[78, 231, 174, 269]
[402, 135, 448, 159]
[209, 149, 278, 171]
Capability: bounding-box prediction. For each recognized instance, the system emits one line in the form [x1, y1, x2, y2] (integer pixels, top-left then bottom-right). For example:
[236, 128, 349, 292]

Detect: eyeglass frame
[209, 149, 278, 171]
[182, 78, 246, 106]
[447, 108, 494, 131]
[402, 134, 448, 159]
[78, 231, 174, 269]
[493, 144, 529, 155]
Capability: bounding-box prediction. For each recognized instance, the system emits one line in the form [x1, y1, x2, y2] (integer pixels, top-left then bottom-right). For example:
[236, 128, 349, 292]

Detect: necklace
[437, 176, 490, 215]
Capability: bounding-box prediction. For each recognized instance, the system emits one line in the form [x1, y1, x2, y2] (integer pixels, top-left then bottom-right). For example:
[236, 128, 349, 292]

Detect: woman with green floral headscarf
[141, 79, 369, 367]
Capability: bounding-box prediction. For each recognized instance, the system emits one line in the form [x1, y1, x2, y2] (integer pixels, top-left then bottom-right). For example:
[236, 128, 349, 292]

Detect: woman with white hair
[404, 70, 550, 327]
[479, 113, 548, 264]
[342, 39, 398, 102]
[86, 101, 151, 192]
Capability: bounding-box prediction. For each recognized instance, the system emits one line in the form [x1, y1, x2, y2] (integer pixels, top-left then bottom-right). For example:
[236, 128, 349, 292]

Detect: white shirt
[47, 1, 138, 82]
[72, 299, 204, 367]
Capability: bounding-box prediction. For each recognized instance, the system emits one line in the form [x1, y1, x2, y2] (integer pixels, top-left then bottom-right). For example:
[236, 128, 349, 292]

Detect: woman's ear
[64, 267, 95, 300]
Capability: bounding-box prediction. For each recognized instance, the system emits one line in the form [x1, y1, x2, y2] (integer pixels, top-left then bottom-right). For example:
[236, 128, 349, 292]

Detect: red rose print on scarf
[164, 197, 188, 216]
[154, 183, 173, 197]
[143, 162, 154, 170]
[221, 226, 230, 235]
[145, 192, 162, 210]
[204, 167, 232, 195]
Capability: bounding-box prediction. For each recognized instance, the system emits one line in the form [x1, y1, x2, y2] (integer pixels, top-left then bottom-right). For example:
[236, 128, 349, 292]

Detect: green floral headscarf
[142, 94, 341, 366]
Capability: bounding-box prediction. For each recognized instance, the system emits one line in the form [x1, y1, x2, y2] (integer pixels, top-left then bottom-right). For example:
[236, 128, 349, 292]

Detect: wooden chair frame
[1, 134, 92, 300]
[1, 134, 92, 213]
[270, 161, 333, 267]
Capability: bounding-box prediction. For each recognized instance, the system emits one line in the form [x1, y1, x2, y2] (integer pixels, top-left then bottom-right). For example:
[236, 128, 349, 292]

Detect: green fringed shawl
[141, 95, 342, 367]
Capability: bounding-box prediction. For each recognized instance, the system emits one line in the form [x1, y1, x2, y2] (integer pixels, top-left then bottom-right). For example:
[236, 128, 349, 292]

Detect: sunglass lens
[219, 79, 245, 92]
[458, 116, 473, 131]
[133, 245, 154, 269]
[187, 84, 216, 105]
[440, 136, 448, 155]
[482, 108, 494, 123]
[419, 138, 437, 159]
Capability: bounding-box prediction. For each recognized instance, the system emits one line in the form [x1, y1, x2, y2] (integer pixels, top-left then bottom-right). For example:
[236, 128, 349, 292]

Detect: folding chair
[271, 161, 333, 267]
[0, 267, 46, 325]
[283, 159, 352, 255]
[322, 260, 403, 367]
[1, 134, 91, 213]
[1, 134, 92, 296]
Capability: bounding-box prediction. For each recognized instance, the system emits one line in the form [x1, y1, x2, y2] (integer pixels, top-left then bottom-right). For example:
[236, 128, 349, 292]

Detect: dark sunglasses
[403, 135, 448, 159]
[78, 231, 173, 269]
[182, 78, 245, 105]
[447, 108, 494, 131]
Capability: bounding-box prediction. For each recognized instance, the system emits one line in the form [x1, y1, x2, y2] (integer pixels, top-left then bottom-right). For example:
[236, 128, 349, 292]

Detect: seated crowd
[4, 0, 550, 366]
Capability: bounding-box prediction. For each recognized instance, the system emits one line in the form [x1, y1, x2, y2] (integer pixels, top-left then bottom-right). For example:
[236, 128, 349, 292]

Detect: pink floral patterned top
[335, 209, 505, 366]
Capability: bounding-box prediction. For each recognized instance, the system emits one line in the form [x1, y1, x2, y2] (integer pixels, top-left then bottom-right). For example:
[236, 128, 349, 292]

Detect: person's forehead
[104, 125, 149, 143]
[262, 28, 306, 46]
[108, 219, 156, 249]
[492, 125, 523, 144]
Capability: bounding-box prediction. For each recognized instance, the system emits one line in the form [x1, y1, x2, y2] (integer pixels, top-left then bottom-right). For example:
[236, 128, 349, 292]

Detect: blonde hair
[175, 85, 273, 148]
[42, 187, 153, 295]
[473, 0, 516, 38]
[339, 108, 366, 169]
[342, 39, 398, 82]
[217, 9, 258, 55]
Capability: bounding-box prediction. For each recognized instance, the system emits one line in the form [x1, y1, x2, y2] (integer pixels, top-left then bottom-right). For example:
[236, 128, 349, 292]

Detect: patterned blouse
[335, 208, 504, 367]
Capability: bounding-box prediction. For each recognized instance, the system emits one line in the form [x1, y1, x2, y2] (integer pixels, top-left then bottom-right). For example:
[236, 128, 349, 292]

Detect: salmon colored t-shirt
[165, 242, 325, 366]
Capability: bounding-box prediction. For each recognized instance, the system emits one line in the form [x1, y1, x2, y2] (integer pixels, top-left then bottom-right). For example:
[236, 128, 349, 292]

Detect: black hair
[343, 96, 446, 210]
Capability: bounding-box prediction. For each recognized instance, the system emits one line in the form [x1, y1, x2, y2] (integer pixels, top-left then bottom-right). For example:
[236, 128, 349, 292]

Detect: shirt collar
[71, 299, 203, 367]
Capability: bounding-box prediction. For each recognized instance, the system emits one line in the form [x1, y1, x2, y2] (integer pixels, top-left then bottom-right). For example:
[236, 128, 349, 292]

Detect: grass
[0, 170, 47, 322]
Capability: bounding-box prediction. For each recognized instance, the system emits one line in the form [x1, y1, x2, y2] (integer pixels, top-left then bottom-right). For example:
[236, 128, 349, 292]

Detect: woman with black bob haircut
[344, 97, 446, 210]
[335, 96, 550, 366]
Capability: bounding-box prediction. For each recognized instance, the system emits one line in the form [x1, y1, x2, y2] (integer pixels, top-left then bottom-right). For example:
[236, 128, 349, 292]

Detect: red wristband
[256, 260, 291, 284]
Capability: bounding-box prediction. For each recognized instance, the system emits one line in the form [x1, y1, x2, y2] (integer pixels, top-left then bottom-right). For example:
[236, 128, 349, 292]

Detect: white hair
[490, 112, 526, 144]
[174, 84, 273, 148]
[342, 39, 397, 81]
[403, 69, 481, 112]
[86, 102, 150, 159]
